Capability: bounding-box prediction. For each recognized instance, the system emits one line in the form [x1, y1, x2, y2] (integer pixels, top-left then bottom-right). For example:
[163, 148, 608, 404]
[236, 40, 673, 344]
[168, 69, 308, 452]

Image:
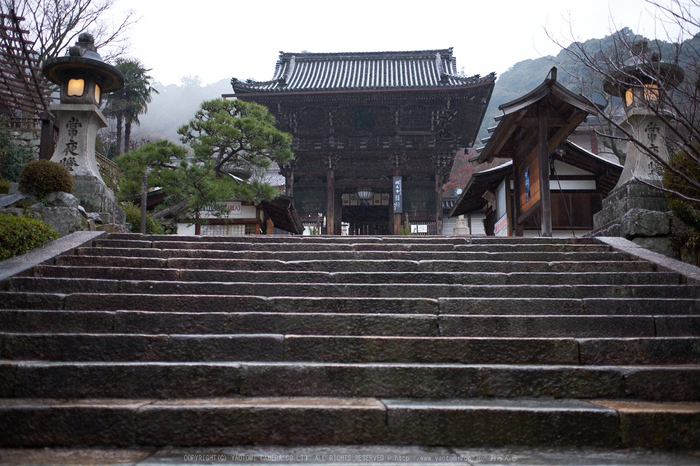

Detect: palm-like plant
[103, 58, 158, 155]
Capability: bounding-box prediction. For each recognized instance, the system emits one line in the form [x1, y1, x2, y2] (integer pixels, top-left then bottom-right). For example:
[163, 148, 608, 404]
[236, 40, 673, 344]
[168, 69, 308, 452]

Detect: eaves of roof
[449, 161, 513, 218]
[476, 67, 598, 165]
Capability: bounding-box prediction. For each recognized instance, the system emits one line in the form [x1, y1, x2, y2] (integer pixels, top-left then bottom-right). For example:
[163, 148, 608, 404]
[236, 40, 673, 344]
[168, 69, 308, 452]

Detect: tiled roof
[232, 48, 495, 93]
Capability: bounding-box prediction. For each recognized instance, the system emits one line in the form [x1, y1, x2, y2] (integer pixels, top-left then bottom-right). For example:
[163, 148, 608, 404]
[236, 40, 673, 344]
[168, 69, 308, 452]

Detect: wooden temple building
[450, 68, 621, 237]
[227, 49, 495, 235]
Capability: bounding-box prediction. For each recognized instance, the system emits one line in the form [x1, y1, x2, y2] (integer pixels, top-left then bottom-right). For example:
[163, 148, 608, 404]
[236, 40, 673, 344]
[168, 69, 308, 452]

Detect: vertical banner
[524, 167, 530, 202]
[393, 176, 403, 213]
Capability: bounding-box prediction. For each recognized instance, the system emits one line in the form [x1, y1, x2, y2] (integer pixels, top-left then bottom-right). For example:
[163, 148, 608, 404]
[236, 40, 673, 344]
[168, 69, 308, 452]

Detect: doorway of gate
[342, 205, 392, 235]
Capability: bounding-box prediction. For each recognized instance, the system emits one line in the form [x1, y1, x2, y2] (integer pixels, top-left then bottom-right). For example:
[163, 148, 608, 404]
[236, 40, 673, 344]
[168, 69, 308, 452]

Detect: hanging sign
[393, 176, 402, 213]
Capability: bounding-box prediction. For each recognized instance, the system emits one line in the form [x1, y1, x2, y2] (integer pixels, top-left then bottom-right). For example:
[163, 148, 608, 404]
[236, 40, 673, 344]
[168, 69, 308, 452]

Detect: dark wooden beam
[539, 103, 552, 237]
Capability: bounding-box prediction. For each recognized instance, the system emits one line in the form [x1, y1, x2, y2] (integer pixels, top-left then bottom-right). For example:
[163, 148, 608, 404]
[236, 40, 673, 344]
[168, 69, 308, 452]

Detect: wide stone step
[9, 277, 698, 299]
[2, 333, 699, 365]
[1, 397, 697, 449]
[2, 361, 698, 401]
[108, 233, 602, 245]
[69, 248, 634, 262]
[4, 310, 698, 337]
[28, 266, 681, 286]
[91, 239, 615, 254]
[53, 255, 660, 273]
[2, 293, 699, 316]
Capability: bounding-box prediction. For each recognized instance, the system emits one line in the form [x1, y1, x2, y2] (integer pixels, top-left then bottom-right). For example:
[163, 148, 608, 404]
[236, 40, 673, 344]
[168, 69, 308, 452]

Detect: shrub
[121, 202, 164, 234]
[664, 146, 700, 231]
[0, 180, 9, 194]
[0, 213, 60, 261]
[18, 159, 73, 198]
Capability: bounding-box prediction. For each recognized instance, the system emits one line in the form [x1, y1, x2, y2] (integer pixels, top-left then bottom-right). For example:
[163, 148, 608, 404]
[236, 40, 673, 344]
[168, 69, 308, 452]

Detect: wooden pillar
[512, 163, 524, 236]
[435, 170, 443, 235]
[326, 169, 335, 235]
[266, 218, 274, 235]
[39, 111, 57, 160]
[538, 103, 552, 237]
[505, 175, 513, 236]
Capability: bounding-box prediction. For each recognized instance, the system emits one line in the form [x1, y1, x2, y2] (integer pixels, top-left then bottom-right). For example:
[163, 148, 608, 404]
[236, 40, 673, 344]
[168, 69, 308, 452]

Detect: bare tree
[1, 0, 136, 63]
[550, 0, 700, 204]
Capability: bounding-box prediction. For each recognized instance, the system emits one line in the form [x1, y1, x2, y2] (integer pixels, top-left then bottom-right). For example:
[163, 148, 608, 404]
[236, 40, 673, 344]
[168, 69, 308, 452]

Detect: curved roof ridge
[232, 48, 496, 93]
[277, 48, 455, 60]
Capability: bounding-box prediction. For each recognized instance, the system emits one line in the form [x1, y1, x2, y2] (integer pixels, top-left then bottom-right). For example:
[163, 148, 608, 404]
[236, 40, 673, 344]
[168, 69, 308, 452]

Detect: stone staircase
[0, 233, 699, 449]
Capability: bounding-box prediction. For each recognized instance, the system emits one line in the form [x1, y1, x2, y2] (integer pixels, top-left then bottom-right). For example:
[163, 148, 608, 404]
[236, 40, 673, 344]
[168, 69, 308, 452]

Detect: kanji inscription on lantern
[64, 117, 82, 156]
[60, 156, 78, 169]
[645, 121, 660, 154]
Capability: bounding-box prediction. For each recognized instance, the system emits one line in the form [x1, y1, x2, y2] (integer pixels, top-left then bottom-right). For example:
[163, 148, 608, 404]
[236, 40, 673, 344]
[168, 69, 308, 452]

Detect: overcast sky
[110, 0, 697, 87]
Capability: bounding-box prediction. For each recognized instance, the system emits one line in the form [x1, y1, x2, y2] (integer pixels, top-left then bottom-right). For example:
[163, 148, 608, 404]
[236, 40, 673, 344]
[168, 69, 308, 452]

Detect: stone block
[620, 209, 671, 238]
[624, 368, 700, 401]
[44, 192, 79, 208]
[632, 236, 679, 259]
[13, 362, 242, 398]
[578, 337, 700, 365]
[383, 398, 620, 447]
[27, 206, 83, 236]
[0, 399, 145, 447]
[239, 363, 480, 398]
[284, 336, 579, 364]
[479, 366, 625, 398]
[592, 400, 700, 449]
[136, 397, 386, 446]
[0, 310, 114, 333]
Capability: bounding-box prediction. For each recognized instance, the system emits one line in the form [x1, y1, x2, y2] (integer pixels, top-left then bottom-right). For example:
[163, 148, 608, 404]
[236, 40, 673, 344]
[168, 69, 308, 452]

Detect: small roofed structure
[473, 67, 598, 236]
[451, 140, 622, 236]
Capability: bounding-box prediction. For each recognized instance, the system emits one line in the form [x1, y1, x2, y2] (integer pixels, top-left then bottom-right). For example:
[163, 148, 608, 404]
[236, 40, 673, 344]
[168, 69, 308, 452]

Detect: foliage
[120, 202, 164, 234]
[399, 221, 413, 235]
[155, 98, 294, 220]
[178, 98, 294, 178]
[0, 180, 9, 193]
[664, 146, 700, 231]
[0, 213, 59, 261]
[115, 140, 186, 203]
[443, 149, 476, 196]
[1, 0, 135, 64]
[103, 58, 159, 156]
[0, 122, 34, 182]
[18, 159, 73, 198]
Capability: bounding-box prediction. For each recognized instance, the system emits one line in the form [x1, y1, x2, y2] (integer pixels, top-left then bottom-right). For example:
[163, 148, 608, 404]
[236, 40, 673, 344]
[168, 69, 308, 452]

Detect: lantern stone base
[72, 175, 125, 225]
[590, 179, 675, 257]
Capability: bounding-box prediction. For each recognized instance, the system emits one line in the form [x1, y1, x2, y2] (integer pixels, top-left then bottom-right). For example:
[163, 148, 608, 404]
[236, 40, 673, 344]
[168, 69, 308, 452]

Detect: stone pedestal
[72, 175, 125, 225]
[592, 180, 675, 257]
[49, 104, 124, 225]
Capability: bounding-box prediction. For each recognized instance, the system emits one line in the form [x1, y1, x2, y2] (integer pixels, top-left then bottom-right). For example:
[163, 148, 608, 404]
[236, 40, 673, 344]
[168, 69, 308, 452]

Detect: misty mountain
[129, 77, 233, 143]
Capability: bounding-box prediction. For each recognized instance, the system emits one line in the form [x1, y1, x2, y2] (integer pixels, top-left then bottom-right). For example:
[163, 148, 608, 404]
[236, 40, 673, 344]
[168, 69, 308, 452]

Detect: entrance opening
[342, 205, 391, 235]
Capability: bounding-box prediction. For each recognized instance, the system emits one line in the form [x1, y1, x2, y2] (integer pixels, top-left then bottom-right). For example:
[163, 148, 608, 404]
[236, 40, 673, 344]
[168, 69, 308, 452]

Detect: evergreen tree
[103, 58, 158, 156]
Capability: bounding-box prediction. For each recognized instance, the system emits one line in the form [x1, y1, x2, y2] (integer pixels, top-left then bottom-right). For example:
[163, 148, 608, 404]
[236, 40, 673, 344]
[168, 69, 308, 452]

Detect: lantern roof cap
[603, 38, 684, 97]
[41, 33, 124, 93]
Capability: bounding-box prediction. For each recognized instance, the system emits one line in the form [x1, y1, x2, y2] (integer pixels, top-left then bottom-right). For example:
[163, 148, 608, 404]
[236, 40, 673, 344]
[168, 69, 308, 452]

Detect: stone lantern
[593, 40, 685, 254]
[602, 39, 684, 186]
[41, 33, 125, 222]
